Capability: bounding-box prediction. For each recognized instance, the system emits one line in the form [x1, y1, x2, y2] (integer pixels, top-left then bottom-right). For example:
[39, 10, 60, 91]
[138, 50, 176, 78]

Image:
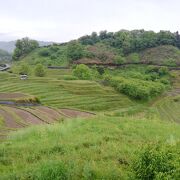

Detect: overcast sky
[0, 0, 179, 42]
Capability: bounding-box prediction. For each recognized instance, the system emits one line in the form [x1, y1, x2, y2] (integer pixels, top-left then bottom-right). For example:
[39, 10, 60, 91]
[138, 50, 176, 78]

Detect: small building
[20, 74, 28, 80]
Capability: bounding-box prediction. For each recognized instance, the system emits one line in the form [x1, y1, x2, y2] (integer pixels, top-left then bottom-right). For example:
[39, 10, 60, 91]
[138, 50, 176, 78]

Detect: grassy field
[152, 70, 180, 123]
[0, 70, 135, 112]
[0, 66, 179, 179]
[0, 115, 180, 179]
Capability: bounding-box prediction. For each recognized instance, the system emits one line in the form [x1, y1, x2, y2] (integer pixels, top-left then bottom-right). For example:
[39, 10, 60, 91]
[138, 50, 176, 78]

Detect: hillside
[0, 29, 180, 179]
[21, 44, 180, 67]
[18, 30, 180, 67]
[0, 64, 180, 179]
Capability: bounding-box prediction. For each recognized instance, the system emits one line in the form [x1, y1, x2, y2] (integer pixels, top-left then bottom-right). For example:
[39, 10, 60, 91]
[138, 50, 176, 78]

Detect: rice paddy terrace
[153, 70, 180, 123]
[0, 70, 135, 138]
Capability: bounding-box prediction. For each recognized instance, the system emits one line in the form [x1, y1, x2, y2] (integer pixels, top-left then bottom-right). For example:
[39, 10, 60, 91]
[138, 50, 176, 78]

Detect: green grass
[0, 115, 179, 179]
[0, 71, 135, 112]
[21, 45, 69, 66]
[0, 66, 179, 179]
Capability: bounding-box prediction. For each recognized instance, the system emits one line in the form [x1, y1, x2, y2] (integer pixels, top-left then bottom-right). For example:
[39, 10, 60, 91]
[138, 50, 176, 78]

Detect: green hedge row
[108, 77, 165, 100]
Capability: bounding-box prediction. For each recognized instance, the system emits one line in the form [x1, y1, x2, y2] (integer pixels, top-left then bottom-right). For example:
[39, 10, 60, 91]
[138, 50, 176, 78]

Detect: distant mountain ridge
[0, 41, 54, 53]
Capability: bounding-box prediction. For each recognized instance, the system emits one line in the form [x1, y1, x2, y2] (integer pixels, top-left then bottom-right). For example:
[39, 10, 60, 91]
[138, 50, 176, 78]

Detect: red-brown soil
[0, 108, 24, 129]
[8, 107, 45, 125]
[0, 93, 27, 100]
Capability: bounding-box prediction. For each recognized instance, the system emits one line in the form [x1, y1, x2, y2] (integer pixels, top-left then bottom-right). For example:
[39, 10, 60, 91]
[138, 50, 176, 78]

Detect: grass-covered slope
[0, 115, 180, 179]
[153, 70, 180, 123]
[21, 45, 69, 66]
[0, 71, 134, 112]
[139, 45, 180, 66]
[21, 43, 180, 67]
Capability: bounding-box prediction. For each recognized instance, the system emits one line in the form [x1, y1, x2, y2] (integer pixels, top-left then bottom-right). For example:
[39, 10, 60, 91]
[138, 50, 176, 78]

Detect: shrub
[158, 66, 169, 76]
[38, 48, 50, 57]
[132, 142, 180, 180]
[67, 41, 84, 61]
[109, 77, 165, 100]
[129, 53, 140, 63]
[19, 63, 30, 75]
[63, 75, 78, 80]
[34, 64, 46, 77]
[73, 64, 92, 80]
[146, 65, 159, 73]
[49, 46, 59, 52]
[163, 58, 177, 67]
[113, 55, 126, 64]
[50, 54, 57, 60]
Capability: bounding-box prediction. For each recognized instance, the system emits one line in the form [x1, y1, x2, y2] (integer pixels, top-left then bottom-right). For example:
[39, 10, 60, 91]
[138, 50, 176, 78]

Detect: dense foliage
[13, 37, 39, 61]
[132, 142, 180, 180]
[108, 77, 165, 100]
[34, 64, 46, 77]
[73, 64, 92, 80]
[79, 30, 180, 55]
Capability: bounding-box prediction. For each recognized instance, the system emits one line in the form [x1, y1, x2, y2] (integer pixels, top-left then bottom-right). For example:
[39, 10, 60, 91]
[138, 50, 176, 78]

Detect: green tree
[67, 41, 84, 61]
[19, 63, 30, 75]
[73, 64, 92, 80]
[113, 55, 126, 64]
[132, 142, 180, 180]
[13, 37, 39, 61]
[34, 64, 46, 77]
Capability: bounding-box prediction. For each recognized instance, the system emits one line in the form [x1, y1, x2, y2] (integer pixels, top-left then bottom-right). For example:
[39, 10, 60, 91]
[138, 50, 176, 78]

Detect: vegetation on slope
[14, 30, 180, 67]
[0, 115, 179, 179]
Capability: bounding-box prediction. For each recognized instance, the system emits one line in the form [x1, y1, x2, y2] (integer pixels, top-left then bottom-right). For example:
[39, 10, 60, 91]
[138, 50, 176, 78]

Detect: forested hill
[17, 30, 180, 67]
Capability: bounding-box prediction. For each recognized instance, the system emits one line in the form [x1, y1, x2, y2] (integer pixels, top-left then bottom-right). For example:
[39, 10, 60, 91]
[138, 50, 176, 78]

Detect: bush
[38, 48, 50, 57]
[109, 77, 165, 100]
[163, 58, 177, 67]
[158, 66, 169, 76]
[63, 75, 78, 80]
[19, 63, 30, 75]
[132, 142, 180, 180]
[50, 54, 57, 60]
[67, 41, 84, 61]
[34, 64, 46, 77]
[129, 53, 140, 63]
[73, 64, 92, 80]
[113, 55, 126, 64]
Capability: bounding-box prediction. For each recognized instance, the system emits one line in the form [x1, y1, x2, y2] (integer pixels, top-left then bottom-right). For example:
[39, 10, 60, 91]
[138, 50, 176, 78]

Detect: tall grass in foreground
[0, 116, 180, 179]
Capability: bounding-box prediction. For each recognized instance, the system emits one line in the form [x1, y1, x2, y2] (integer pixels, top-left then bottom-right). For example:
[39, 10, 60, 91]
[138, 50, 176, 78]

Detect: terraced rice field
[153, 70, 180, 123]
[0, 70, 135, 138]
[0, 105, 94, 139]
[0, 71, 134, 111]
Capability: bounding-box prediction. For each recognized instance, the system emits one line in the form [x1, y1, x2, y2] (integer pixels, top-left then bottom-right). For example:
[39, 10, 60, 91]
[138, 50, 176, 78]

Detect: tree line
[79, 30, 180, 55]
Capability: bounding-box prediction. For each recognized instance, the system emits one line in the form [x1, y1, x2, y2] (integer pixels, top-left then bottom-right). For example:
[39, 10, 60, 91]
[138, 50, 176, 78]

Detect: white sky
[0, 0, 179, 42]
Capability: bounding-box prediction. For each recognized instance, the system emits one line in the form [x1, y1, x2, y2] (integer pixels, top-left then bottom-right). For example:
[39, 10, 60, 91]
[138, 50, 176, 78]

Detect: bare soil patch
[0, 108, 24, 129]
[8, 107, 45, 125]
[0, 93, 27, 100]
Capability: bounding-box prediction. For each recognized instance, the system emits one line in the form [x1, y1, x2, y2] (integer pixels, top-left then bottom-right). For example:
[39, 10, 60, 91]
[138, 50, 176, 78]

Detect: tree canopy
[13, 37, 39, 61]
[79, 30, 180, 55]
